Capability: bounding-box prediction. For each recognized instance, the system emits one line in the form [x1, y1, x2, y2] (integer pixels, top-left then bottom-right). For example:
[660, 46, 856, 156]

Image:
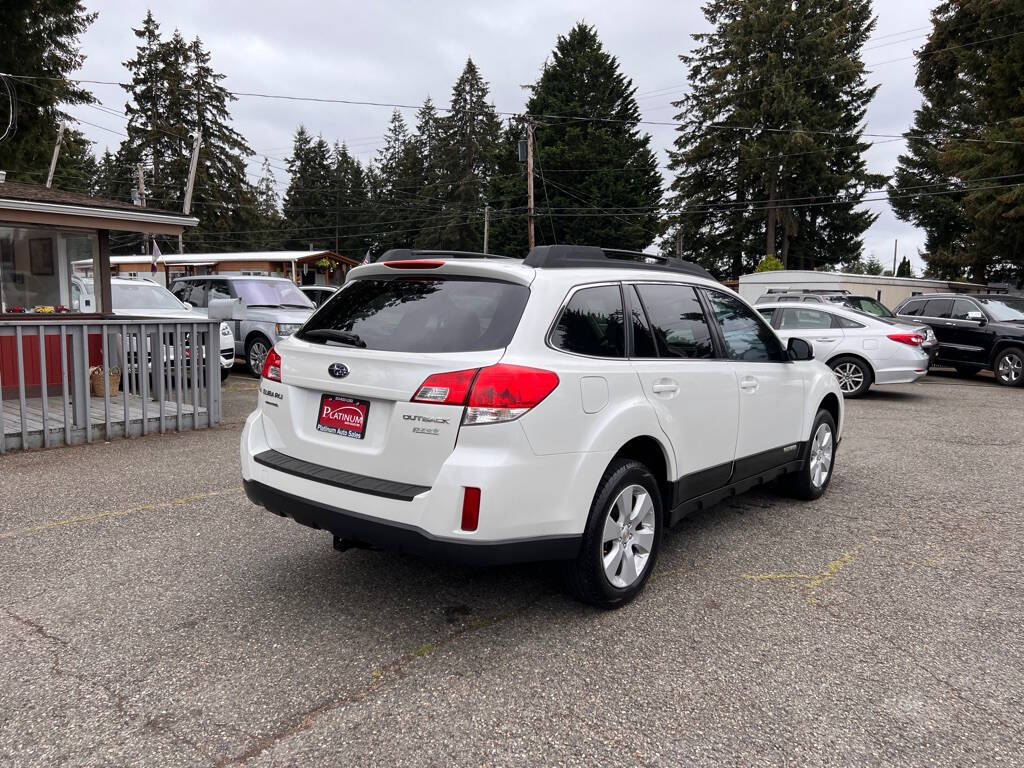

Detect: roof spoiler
[523, 245, 715, 280]
[372, 248, 517, 263]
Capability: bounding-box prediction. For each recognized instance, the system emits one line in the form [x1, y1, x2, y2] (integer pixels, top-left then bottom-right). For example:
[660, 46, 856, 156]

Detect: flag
[151, 239, 161, 273]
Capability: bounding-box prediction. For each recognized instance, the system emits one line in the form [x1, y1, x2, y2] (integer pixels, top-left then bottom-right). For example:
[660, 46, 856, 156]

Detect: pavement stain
[0, 487, 241, 540]
[742, 544, 865, 605]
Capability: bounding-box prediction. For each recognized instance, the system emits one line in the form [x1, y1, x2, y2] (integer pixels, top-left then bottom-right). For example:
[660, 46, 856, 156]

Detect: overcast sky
[65, 0, 938, 269]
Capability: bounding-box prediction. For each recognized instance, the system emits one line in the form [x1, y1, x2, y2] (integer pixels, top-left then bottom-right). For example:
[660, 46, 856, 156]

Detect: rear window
[300, 277, 529, 353]
[550, 285, 625, 358]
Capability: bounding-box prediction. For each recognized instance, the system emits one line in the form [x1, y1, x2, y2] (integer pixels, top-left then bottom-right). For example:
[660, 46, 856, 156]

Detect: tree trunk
[731, 186, 746, 279]
[765, 177, 777, 262]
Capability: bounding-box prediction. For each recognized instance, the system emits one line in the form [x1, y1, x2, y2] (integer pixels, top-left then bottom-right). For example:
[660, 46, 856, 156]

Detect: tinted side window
[835, 315, 865, 329]
[628, 286, 657, 358]
[758, 308, 776, 324]
[779, 307, 835, 330]
[207, 279, 232, 302]
[899, 300, 924, 317]
[635, 284, 714, 359]
[706, 291, 785, 362]
[950, 299, 977, 320]
[923, 298, 952, 318]
[551, 285, 624, 358]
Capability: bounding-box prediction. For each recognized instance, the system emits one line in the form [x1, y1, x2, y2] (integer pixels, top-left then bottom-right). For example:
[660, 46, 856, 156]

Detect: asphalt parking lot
[1, 369, 1022, 766]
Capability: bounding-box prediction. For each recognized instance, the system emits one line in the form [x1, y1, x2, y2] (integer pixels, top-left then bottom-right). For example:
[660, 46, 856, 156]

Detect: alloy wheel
[601, 484, 656, 589]
[997, 352, 1023, 384]
[249, 340, 269, 375]
[809, 422, 834, 489]
[832, 362, 864, 394]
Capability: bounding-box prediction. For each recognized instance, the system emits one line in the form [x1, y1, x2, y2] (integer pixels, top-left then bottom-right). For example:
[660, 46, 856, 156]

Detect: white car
[241, 246, 844, 607]
[80, 277, 235, 381]
[757, 301, 929, 397]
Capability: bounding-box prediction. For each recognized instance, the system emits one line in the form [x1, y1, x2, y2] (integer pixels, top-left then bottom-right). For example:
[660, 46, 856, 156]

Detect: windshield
[233, 279, 314, 308]
[978, 296, 1024, 322]
[111, 282, 186, 311]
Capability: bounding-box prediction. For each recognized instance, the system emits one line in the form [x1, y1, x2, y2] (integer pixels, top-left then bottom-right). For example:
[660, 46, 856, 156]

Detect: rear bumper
[244, 479, 581, 566]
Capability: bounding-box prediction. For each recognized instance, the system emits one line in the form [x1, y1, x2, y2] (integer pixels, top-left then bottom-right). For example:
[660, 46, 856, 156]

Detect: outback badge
[328, 362, 350, 379]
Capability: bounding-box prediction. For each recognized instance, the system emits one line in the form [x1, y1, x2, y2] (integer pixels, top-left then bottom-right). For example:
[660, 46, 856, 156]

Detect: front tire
[993, 347, 1024, 387]
[829, 356, 872, 398]
[220, 367, 231, 382]
[781, 409, 837, 500]
[245, 335, 272, 377]
[565, 459, 664, 609]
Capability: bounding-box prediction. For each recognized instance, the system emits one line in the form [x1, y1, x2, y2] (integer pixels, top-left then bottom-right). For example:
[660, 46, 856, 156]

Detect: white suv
[241, 246, 844, 607]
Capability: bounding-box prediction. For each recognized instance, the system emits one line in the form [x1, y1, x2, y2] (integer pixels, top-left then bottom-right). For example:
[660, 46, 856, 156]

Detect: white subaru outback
[241, 246, 843, 607]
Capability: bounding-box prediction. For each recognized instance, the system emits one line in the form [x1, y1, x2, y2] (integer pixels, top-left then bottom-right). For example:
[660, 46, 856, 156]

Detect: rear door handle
[815, 337, 839, 342]
[651, 382, 679, 394]
[739, 376, 759, 393]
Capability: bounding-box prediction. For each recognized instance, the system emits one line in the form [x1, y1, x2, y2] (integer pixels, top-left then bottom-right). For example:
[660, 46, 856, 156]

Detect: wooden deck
[1, 393, 208, 451]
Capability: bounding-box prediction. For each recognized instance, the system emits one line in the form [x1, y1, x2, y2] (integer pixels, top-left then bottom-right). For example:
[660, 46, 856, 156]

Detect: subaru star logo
[328, 362, 349, 379]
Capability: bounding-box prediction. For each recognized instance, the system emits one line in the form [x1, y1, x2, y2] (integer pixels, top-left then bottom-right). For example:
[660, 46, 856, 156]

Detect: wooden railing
[0, 317, 222, 452]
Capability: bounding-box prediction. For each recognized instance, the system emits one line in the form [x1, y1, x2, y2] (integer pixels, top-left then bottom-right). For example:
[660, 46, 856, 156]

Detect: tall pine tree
[889, 0, 1024, 284]
[491, 23, 663, 255]
[666, 0, 883, 278]
[0, 0, 96, 184]
[282, 126, 334, 250]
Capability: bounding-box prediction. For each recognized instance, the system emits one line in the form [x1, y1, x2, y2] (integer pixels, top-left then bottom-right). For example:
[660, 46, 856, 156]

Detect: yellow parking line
[743, 544, 864, 604]
[0, 488, 240, 540]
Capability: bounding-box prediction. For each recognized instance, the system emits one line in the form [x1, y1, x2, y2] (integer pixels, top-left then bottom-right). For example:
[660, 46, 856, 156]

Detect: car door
[773, 306, 845, 360]
[627, 283, 739, 500]
[702, 289, 806, 474]
[945, 298, 993, 365]
[916, 298, 954, 363]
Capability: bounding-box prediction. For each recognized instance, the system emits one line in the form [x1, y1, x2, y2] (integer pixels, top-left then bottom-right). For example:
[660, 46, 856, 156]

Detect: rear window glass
[551, 285, 625, 358]
[300, 277, 529, 353]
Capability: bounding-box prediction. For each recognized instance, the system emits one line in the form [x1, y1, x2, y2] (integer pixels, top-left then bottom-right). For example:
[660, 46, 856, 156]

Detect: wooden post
[97, 230, 112, 315]
[45, 123, 66, 188]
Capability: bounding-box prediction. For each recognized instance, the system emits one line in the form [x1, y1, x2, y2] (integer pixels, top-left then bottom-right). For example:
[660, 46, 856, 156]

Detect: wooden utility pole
[137, 163, 148, 256]
[181, 132, 202, 256]
[483, 203, 490, 254]
[892, 239, 899, 276]
[526, 119, 535, 251]
[45, 123, 66, 188]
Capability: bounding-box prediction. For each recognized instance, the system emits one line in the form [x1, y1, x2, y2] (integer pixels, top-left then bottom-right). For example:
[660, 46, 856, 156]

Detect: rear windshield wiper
[301, 329, 367, 348]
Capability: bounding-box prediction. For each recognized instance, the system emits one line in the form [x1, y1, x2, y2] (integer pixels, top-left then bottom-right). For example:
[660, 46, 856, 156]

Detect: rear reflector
[410, 364, 559, 425]
[461, 487, 481, 531]
[261, 347, 282, 382]
[382, 260, 445, 269]
[888, 333, 924, 346]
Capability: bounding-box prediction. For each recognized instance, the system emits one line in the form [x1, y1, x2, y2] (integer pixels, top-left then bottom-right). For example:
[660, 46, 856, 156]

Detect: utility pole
[892, 239, 899, 276]
[526, 119, 535, 251]
[45, 123, 66, 188]
[137, 163, 148, 255]
[676, 229, 683, 259]
[181, 132, 202, 256]
[483, 203, 490, 254]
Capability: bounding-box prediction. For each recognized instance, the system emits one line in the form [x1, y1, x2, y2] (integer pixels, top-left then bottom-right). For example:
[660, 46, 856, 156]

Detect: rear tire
[565, 459, 663, 609]
[993, 347, 1024, 387]
[829, 356, 872, 398]
[780, 409, 837, 501]
[220, 367, 231, 382]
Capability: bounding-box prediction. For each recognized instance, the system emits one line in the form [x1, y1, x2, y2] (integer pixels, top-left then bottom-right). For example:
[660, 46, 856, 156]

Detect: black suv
[894, 293, 1024, 386]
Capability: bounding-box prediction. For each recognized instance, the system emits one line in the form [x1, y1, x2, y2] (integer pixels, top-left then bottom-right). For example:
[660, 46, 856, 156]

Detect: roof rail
[522, 245, 715, 281]
[372, 248, 517, 263]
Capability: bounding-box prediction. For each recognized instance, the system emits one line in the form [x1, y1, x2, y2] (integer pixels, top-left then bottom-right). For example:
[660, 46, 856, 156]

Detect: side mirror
[787, 337, 814, 361]
[209, 297, 243, 321]
[182, 301, 193, 311]
[966, 310, 986, 324]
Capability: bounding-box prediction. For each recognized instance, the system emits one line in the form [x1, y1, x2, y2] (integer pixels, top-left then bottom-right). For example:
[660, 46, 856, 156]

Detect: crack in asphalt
[216, 592, 553, 767]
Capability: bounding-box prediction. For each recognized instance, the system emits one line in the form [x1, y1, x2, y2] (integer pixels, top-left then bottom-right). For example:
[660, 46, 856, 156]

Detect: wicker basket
[89, 365, 121, 397]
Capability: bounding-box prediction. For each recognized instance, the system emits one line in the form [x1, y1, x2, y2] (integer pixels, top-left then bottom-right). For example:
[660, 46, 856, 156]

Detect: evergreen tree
[419, 59, 502, 250]
[889, 0, 1024, 285]
[250, 157, 283, 250]
[666, 0, 883, 278]
[491, 23, 662, 255]
[863, 256, 884, 275]
[0, 0, 96, 182]
[51, 129, 99, 194]
[282, 126, 334, 249]
[332, 143, 373, 260]
[370, 110, 430, 251]
[896, 256, 912, 278]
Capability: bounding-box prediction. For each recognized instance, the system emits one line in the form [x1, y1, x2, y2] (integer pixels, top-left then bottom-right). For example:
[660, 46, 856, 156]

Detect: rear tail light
[261, 347, 282, 382]
[382, 260, 445, 269]
[410, 364, 559, 425]
[888, 333, 924, 347]
[461, 487, 481, 531]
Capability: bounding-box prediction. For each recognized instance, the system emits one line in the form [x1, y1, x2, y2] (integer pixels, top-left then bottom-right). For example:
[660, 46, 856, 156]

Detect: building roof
[100, 250, 357, 266]
[0, 180, 198, 231]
